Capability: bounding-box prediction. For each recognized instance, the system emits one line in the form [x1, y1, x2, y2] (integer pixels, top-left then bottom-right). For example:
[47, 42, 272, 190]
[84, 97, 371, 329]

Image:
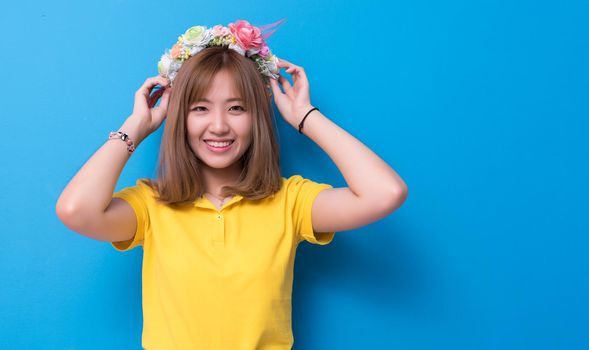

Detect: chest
[147, 204, 296, 280]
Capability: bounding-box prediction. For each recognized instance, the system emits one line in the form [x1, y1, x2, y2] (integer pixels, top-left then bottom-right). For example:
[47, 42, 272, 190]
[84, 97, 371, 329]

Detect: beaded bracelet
[108, 131, 136, 154]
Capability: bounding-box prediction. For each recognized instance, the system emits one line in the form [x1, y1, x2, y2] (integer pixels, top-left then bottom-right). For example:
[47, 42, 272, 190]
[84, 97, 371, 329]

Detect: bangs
[186, 54, 254, 111]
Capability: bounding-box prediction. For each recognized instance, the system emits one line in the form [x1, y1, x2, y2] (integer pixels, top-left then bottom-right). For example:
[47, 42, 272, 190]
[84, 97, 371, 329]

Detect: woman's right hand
[131, 75, 172, 136]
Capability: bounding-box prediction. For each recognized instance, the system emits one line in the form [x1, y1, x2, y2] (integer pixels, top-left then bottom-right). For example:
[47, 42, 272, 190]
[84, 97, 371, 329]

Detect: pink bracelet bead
[108, 131, 135, 154]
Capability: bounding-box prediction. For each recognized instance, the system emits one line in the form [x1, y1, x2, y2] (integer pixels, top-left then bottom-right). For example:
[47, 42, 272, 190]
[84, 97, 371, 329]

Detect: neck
[201, 160, 243, 197]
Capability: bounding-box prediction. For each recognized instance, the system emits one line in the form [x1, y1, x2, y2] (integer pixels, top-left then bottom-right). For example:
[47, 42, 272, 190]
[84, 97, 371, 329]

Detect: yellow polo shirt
[110, 174, 335, 350]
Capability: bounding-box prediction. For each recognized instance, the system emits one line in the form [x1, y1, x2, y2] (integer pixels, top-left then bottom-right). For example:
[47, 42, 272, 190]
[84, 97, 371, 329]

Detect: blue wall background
[1, 0, 587, 349]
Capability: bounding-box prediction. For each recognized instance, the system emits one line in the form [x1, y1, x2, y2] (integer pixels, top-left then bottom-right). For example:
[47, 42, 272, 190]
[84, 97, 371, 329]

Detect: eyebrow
[195, 97, 243, 103]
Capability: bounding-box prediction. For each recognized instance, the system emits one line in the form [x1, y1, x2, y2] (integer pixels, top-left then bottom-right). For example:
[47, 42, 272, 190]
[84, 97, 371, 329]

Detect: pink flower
[259, 45, 270, 57]
[228, 20, 265, 50]
[212, 25, 230, 37]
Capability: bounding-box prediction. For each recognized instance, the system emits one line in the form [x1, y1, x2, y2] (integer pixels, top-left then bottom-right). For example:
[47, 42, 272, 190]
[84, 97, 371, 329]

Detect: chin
[202, 159, 237, 169]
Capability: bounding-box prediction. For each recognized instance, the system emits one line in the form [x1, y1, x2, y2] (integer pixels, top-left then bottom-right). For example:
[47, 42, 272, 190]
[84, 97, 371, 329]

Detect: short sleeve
[110, 179, 152, 252]
[289, 175, 336, 245]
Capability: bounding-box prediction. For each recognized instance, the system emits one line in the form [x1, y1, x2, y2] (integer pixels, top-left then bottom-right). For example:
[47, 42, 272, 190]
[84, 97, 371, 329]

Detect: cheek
[239, 129, 253, 149]
[240, 116, 253, 140]
[185, 118, 201, 138]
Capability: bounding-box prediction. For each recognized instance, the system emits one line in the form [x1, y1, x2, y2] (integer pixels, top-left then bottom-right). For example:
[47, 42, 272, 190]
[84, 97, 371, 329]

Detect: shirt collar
[193, 193, 245, 210]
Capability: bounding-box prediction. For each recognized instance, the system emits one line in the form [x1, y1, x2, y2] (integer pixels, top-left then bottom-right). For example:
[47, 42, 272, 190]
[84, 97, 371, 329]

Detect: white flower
[189, 45, 206, 56]
[168, 70, 178, 82]
[157, 52, 173, 76]
[245, 47, 262, 57]
[228, 43, 246, 56]
[164, 59, 183, 84]
[265, 55, 279, 78]
[169, 59, 182, 72]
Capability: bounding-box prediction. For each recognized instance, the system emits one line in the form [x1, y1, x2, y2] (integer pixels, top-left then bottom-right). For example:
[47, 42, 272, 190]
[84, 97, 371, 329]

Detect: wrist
[295, 104, 315, 121]
[286, 105, 312, 128]
[119, 116, 148, 146]
[293, 105, 318, 133]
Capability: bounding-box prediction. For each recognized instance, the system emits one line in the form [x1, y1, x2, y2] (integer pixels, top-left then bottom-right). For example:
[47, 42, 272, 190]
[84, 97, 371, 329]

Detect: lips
[204, 139, 234, 153]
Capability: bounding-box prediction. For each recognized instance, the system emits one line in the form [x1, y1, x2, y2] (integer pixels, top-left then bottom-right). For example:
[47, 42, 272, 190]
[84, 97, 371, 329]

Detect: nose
[209, 109, 231, 134]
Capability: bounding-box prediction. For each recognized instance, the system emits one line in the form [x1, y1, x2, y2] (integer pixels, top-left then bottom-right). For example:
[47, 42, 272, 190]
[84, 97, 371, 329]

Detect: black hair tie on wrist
[298, 107, 319, 134]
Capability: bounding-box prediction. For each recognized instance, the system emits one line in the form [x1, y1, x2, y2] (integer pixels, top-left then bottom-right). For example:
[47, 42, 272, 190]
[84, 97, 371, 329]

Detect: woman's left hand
[269, 58, 315, 128]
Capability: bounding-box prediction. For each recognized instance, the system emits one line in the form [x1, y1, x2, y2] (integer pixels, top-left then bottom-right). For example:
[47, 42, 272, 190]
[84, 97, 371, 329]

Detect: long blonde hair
[143, 46, 282, 207]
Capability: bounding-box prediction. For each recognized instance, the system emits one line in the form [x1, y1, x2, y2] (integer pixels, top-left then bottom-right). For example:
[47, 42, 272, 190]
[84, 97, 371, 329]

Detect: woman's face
[186, 69, 253, 172]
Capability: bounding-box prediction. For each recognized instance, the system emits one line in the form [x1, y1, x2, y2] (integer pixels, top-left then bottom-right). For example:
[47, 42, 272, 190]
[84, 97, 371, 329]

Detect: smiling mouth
[204, 140, 235, 147]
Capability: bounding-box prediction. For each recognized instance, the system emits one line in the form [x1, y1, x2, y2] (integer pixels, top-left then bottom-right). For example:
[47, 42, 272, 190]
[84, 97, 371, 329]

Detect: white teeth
[205, 140, 233, 147]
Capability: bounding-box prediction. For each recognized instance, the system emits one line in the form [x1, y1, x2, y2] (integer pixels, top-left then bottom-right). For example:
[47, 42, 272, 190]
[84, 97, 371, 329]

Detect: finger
[286, 66, 298, 81]
[269, 78, 286, 105]
[139, 83, 162, 101]
[137, 76, 170, 98]
[278, 74, 293, 95]
[159, 88, 170, 105]
[278, 59, 298, 76]
[290, 66, 308, 89]
[287, 64, 304, 76]
[157, 89, 171, 119]
[277, 58, 302, 78]
[280, 63, 306, 87]
[269, 77, 281, 95]
[277, 58, 294, 67]
[146, 76, 170, 90]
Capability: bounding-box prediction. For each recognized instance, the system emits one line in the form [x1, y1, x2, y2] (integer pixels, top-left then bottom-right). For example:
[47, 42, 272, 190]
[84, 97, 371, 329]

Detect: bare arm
[269, 59, 408, 234]
[56, 116, 147, 237]
[55, 75, 171, 242]
[295, 109, 407, 233]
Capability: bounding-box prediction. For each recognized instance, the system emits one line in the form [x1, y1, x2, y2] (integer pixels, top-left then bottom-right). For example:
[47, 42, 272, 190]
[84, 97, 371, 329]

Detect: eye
[229, 105, 245, 112]
[191, 106, 207, 112]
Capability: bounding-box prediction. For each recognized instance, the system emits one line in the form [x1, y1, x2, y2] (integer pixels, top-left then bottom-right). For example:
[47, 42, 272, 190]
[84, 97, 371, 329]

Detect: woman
[56, 20, 408, 350]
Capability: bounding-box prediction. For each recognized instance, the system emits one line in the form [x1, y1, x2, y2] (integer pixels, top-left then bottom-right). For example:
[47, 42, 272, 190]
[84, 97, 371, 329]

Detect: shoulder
[281, 174, 333, 198]
[282, 174, 308, 187]
[128, 178, 158, 200]
[283, 174, 330, 187]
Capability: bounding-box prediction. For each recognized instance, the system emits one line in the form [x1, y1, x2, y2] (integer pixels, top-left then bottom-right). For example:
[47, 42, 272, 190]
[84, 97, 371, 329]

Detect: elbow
[55, 199, 76, 227]
[384, 184, 408, 212]
[397, 186, 408, 206]
[56, 192, 73, 219]
[55, 197, 85, 229]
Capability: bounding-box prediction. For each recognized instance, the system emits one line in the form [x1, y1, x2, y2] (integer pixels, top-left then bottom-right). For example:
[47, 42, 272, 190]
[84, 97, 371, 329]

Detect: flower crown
[157, 19, 286, 86]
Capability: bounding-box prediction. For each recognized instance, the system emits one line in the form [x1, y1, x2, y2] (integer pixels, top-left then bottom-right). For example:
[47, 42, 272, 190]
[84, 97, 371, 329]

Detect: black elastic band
[298, 107, 319, 134]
